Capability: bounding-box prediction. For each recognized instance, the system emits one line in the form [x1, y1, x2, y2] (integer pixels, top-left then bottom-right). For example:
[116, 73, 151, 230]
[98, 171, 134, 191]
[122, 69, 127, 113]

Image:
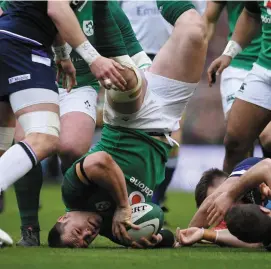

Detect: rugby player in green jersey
[208, 1, 271, 173]
[0, 0, 151, 246]
[47, 1, 208, 248]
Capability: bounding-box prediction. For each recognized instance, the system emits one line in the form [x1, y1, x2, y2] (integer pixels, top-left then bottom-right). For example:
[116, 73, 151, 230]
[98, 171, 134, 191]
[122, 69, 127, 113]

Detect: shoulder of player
[229, 157, 263, 178]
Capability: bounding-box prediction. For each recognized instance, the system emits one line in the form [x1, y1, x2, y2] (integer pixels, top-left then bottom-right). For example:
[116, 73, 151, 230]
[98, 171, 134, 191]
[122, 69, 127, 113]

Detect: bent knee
[59, 143, 88, 166]
[259, 131, 271, 151]
[175, 10, 207, 46]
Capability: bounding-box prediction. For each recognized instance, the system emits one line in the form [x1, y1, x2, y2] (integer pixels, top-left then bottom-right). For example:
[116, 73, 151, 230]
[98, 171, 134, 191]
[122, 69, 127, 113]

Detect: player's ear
[259, 206, 271, 215]
[58, 215, 67, 222]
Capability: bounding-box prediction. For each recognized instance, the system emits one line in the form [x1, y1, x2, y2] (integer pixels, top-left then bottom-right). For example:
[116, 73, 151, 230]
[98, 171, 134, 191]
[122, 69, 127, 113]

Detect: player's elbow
[259, 158, 271, 176]
[84, 151, 114, 177]
[175, 10, 207, 48]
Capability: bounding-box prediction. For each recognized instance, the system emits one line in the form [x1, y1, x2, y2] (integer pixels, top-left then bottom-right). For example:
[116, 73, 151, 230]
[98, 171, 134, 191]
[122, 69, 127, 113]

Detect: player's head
[225, 204, 271, 243]
[195, 168, 228, 208]
[48, 211, 102, 248]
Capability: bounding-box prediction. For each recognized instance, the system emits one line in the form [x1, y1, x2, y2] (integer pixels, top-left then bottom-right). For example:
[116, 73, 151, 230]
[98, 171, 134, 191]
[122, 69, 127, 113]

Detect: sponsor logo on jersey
[129, 177, 153, 197]
[8, 74, 30, 84]
[95, 201, 111, 211]
[265, 0, 271, 15]
[136, 5, 160, 16]
[83, 20, 94, 37]
[261, 14, 271, 23]
[129, 191, 145, 205]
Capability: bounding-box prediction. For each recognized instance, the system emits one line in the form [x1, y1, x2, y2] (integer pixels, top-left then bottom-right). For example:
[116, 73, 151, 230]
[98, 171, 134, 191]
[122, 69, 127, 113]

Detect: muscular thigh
[59, 86, 97, 156]
[226, 98, 271, 145]
[150, 9, 206, 82]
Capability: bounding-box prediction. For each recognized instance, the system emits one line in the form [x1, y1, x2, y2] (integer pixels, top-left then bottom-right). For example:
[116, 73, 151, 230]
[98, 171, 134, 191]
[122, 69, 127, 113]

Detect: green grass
[1, 186, 270, 269]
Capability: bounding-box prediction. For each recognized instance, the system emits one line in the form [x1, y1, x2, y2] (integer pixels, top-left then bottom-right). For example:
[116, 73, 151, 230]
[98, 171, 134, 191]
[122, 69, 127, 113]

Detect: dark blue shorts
[0, 33, 58, 101]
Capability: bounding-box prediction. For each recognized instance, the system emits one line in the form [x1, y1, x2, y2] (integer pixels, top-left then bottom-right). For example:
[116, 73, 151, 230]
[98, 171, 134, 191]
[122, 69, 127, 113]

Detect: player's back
[0, 1, 57, 48]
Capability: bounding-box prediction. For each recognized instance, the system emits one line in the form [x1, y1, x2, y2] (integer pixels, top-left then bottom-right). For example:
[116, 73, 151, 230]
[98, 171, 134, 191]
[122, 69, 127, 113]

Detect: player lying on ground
[176, 165, 264, 248]
[207, 1, 271, 173]
[48, 2, 208, 248]
[204, 158, 271, 247]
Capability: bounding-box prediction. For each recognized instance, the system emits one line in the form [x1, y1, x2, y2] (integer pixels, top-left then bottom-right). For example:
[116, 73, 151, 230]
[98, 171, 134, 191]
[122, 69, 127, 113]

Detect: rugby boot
[16, 226, 40, 247]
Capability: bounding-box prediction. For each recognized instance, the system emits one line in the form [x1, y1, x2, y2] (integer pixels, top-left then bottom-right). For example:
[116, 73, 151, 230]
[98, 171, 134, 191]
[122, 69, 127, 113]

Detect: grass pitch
[1, 185, 270, 269]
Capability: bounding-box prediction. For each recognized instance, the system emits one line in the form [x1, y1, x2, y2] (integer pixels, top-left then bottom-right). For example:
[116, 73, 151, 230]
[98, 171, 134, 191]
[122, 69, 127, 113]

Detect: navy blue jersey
[229, 157, 268, 206]
[0, 1, 57, 48]
[229, 157, 263, 178]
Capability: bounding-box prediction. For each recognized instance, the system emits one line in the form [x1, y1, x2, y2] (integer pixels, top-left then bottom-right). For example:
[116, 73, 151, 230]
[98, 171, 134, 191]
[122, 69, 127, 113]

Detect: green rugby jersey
[63, 124, 171, 238]
[225, 1, 262, 70]
[256, 1, 271, 70]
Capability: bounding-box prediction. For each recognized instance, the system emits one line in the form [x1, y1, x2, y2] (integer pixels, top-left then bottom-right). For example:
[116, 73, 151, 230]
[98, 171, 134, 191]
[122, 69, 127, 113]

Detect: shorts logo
[129, 191, 145, 205]
[95, 201, 111, 211]
[85, 100, 91, 110]
[8, 74, 31, 84]
[83, 20, 94, 37]
[129, 177, 153, 197]
[239, 83, 247, 93]
[226, 94, 235, 104]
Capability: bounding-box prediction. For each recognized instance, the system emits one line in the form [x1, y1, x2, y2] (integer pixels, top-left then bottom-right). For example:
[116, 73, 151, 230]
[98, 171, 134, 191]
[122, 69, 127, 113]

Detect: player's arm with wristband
[207, 1, 261, 86]
[176, 227, 262, 248]
[47, 0, 127, 90]
[207, 159, 271, 227]
[52, 33, 76, 92]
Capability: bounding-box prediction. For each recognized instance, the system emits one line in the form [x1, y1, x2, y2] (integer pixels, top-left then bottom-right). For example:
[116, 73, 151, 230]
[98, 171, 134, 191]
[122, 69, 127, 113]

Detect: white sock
[0, 143, 36, 191]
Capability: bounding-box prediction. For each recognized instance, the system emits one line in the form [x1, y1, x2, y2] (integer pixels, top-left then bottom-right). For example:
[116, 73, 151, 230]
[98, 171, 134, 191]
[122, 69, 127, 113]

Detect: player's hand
[176, 227, 203, 246]
[259, 183, 271, 200]
[207, 55, 232, 87]
[206, 192, 234, 227]
[90, 56, 127, 91]
[130, 234, 162, 249]
[56, 59, 77, 92]
[112, 205, 140, 245]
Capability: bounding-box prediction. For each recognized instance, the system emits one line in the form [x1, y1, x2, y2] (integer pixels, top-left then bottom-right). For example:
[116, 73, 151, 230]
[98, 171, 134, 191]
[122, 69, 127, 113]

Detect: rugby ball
[127, 202, 164, 241]
[0, 229, 13, 247]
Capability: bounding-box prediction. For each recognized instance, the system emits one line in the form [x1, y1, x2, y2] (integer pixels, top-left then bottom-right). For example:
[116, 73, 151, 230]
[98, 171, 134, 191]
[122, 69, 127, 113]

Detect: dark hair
[195, 168, 228, 208]
[48, 223, 65, 248]
[225, 204, 271, 243]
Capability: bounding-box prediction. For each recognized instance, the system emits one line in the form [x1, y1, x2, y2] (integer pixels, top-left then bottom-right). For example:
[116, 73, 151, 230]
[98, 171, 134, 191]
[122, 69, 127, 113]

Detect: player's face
[61, 212, 102, 248]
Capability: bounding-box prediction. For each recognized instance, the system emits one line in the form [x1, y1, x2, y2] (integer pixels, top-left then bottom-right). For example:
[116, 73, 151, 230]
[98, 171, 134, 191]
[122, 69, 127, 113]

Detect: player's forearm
[203, 1, 225, 41]
[203, 229, 261, 248]
[229, 159, 271, 201]
[48, 0, 87, 48]
[189, 208, 210, 228]
[0, 7, 2, 16]
[231, 8, 261, 50]
[89, 159, 130, 209]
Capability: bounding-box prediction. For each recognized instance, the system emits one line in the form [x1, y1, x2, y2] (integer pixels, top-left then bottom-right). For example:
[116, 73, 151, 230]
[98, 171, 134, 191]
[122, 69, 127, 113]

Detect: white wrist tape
[215, 230, 219, 243]
[222, 40, 242, 59]
[106, 64, 143, 103]
[131, 51, 152, 70]
[75, 40, 100, 66]
[53, 43, 71, 60]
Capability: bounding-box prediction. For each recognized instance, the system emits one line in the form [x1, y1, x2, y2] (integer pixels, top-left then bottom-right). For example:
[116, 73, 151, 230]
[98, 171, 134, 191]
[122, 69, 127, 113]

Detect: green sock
[14, 163, 43, 229]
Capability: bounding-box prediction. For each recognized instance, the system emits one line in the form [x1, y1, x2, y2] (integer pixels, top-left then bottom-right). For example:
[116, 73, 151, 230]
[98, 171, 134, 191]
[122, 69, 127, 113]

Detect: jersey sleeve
[109, 1, 143, 57]
[229, 157, 263, 178]
[244, 1, 261, 14]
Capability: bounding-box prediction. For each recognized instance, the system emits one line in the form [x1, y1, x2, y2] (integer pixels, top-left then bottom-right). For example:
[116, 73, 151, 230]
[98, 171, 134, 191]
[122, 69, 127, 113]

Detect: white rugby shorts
[103, 71, 197, 132]
[58, 86, 97, 121]
[236, 63, 271, 111]
[220, 66, 249, 117]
